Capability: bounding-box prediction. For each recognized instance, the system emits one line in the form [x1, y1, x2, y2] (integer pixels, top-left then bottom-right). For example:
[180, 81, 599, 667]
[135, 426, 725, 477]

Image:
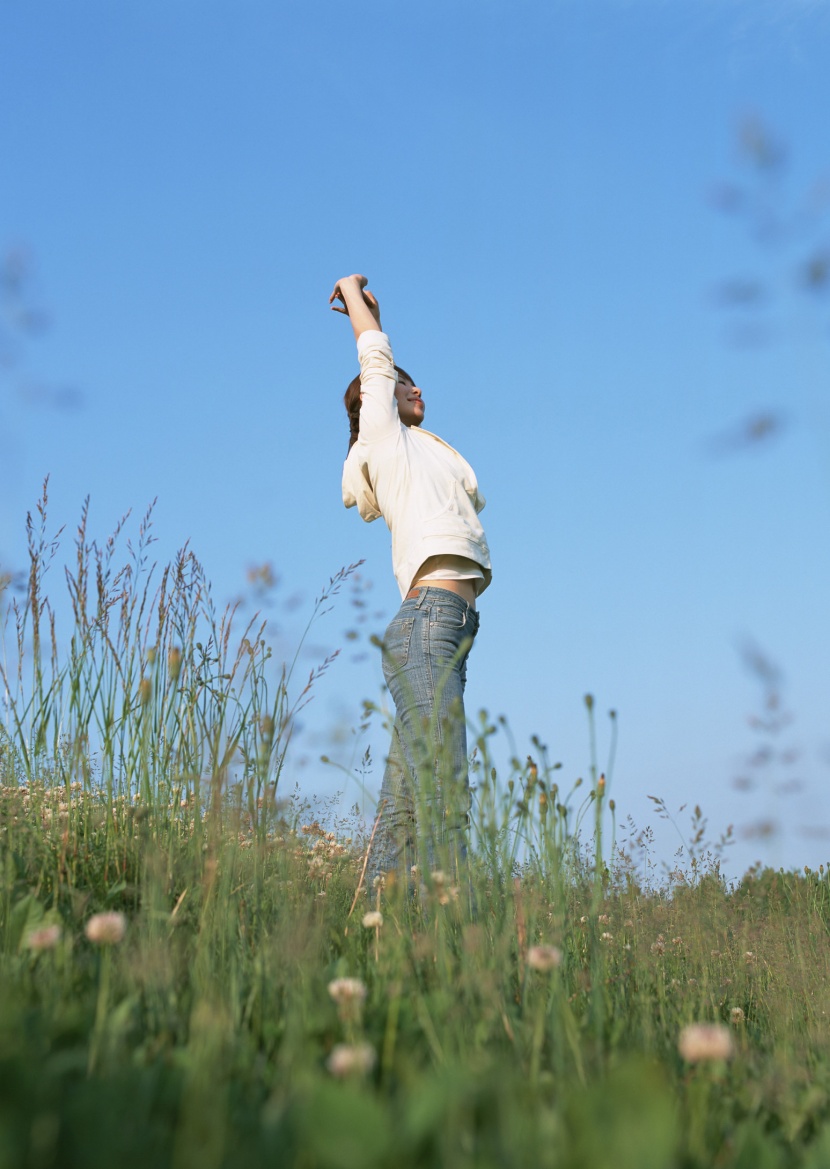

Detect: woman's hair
[344, 364, 413, 452]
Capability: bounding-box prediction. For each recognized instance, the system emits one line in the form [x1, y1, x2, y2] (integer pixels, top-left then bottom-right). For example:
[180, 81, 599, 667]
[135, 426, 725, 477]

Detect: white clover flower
[527, 944, 562, 972]
[730, 1007, 745, 1025]
[601, 932, 614, 942]
[26, 924, 62, 952]
[328, 976, 367, 1002]
[362, 911, 383, 929]
[85, 912, 127, 945]
[678, 1023, 736, 1063]
[327, 977, 367, 1020]
[326, 1043, 376, 1078]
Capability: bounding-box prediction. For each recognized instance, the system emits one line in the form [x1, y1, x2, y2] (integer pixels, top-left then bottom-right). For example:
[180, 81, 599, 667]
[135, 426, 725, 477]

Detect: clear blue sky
[2, 0, 829, 877]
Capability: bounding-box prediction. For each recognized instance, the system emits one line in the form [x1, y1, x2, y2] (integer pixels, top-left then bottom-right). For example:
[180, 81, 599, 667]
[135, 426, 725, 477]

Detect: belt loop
[415, 587, 427, 609]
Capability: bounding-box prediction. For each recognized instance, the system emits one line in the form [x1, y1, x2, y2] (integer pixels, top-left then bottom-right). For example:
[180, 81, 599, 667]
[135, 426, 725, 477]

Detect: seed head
[678, 1023, 735, 1063]
[85, 911, 127, 945]
[362, 911, 383, 929]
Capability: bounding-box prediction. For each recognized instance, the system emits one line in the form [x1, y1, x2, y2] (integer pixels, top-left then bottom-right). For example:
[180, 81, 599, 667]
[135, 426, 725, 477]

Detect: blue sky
[2, 0, 829, 877]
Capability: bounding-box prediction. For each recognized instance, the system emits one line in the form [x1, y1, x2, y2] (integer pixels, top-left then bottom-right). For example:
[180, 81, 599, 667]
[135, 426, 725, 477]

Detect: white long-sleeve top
[341, 330, 492, 600]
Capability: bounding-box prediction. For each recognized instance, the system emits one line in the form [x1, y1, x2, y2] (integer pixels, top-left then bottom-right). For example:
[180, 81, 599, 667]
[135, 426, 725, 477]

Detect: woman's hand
[329, 275, 382, 338]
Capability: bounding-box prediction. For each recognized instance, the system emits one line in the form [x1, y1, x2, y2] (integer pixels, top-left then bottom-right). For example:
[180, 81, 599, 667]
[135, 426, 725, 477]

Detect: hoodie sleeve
[355, 330, 400, 443]
[342, 448, 382, 521]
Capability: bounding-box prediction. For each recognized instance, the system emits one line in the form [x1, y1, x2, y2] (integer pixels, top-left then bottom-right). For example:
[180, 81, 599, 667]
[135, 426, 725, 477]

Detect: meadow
[2, 492, 830, 1169]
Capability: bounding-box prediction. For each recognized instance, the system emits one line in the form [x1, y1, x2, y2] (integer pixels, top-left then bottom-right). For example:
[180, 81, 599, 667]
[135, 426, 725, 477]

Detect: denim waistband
[401, 585, 479, 624]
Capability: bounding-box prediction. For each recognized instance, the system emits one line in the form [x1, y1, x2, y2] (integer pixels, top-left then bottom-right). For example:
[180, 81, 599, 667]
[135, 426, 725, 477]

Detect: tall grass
[2, 492, 830, 1169]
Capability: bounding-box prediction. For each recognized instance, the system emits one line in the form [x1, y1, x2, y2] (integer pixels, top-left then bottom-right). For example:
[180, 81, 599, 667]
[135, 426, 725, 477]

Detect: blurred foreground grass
[3, 493, 830, 1168]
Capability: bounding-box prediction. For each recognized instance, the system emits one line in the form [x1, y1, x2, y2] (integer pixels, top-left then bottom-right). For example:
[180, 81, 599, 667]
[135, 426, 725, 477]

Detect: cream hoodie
[341, 330, 492, 600]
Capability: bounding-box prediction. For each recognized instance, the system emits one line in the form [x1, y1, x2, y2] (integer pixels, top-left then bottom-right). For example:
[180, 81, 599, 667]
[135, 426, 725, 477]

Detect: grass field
[2, 494, 830, 1169]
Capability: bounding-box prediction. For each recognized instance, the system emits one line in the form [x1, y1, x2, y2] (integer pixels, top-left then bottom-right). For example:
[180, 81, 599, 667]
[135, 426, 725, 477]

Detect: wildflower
[326, 1043, 376, 1078]
[85, 912, 127, 945]
[672, 937, 683, 946]
[678, 1023, 735, 1063]
[624, 919, 634, 929]
[26, 924, 62, 952]
[527, 945, 562, 972]
[744, 951, 756, 964]
[328, 978, 367, 1021]
[579, 915, 588, 924]
[730, 1007, 745, 1025]
[362, 911, 383, 929]
[430, 871, 446, 886]
[651, 935, 666, 956]
[601, 932, 614, 941]
[598, 914, 610, 924]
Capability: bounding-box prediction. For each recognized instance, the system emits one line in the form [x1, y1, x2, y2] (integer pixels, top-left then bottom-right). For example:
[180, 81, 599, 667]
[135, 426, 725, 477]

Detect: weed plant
[2, 495, 830, 1169]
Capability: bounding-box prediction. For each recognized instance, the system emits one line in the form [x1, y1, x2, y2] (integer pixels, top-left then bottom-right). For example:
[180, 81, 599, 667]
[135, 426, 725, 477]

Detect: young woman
[331, 274, 492, 887]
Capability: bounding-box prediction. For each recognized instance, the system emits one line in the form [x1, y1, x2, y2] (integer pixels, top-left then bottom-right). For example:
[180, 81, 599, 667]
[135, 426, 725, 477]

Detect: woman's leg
[369, 710, 417, 880]
[369, 589, 479, 886]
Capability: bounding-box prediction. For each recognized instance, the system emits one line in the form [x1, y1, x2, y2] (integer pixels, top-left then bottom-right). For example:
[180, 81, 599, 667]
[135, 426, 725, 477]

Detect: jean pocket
[431, 604, 467, 630]
[381, 614, 416, 673]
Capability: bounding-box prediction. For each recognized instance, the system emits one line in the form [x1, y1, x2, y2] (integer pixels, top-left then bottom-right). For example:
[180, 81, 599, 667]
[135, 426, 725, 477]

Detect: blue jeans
[369, 587, 480, 885]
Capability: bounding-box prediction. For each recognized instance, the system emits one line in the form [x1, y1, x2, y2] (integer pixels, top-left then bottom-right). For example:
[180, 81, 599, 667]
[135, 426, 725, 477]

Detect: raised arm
[329, 274, 382, 341]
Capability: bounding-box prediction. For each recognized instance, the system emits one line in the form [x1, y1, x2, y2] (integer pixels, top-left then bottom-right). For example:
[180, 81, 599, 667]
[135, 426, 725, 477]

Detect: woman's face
[394, 374, 425, 428]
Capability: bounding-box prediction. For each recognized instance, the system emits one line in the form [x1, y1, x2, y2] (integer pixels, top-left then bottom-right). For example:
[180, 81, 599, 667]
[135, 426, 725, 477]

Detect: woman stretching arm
[333, 275, 493, 893]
